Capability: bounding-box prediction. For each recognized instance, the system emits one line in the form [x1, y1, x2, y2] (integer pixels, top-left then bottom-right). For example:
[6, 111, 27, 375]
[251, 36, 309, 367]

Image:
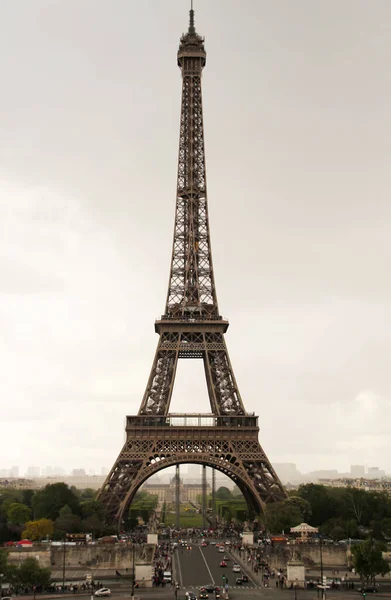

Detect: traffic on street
[172, 541, 257, 591]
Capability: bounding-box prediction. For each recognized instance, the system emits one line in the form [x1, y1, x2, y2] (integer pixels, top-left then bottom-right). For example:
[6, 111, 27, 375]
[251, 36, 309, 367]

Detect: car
[236, 578, 243, 585]
[199, 592, 208, 599]
[94, 589, 111, 597]
[225, 541, 231, 545]
[223, 555, 230, 560]
[186, 592, 197, 600]
[241, 575, 248, 582]
[204, 584, 215, 593]
[233, 565, 241, 573]
[218, 546, 224, 553]
[201, 541, 208, 547]
[215, 592, 221, 599]
[211, 541, 216, 545]
[220, 561, 227, 567]
[358, 588, 378, 594]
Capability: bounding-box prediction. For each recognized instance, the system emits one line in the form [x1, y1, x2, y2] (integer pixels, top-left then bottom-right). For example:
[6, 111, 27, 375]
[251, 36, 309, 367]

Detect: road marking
[226, 550, 258, 588]
[199, 547, 215, 584]
[175, 548, 184, 588]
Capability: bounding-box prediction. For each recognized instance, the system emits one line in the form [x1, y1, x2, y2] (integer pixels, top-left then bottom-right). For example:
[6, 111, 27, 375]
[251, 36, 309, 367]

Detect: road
[173, 543, 257, 591]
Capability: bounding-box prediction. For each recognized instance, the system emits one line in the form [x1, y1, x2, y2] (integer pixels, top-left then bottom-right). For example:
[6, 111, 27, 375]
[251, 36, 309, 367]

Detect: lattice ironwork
[99, 418, 286, 524]
[98, 8, 287, 526]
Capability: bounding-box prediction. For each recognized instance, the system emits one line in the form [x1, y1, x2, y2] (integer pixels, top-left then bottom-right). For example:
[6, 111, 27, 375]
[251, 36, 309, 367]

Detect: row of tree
[0, 550, 51, 595]
[3, 481, 391, 543]
[0, 483, 110, 543]
[259, 484, 391, 541]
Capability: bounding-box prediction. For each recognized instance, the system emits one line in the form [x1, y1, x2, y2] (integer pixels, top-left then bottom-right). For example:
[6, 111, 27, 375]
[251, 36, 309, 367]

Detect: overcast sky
[1, 0, 390, 477]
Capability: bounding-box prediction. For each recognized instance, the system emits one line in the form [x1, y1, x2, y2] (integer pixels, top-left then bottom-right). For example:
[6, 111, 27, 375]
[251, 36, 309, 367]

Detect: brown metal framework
[98, 8, 287, 525]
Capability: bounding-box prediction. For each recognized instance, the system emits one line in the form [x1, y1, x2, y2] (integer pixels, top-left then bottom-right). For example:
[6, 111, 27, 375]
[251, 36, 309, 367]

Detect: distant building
[273, 463, 302, 484]
[43, 466, 66, 476]
[142, 477, 210, 504]
[318, 477, 391, 493]
[350, 465, 365, 478]
[0, 478, 36, 489]
[26, 466, 40, 478]
[368, 467, 385, 479]
[31, 475, 106, 490]
[72, 469, 86, 477]
[307, 469, 339, 480]
[10, 466, 19, 478]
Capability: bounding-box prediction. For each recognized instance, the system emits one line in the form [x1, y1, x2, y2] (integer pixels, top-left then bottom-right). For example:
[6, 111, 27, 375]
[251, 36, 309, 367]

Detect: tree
[0, 551, 20, 589]
[77, 488, 95, 500]
[32, 483, 80, 520]
[297, 484, 338, 525]
[80, 500, 104, 520]
[18, 557, 51, 597]
[285, 496, 312, 522]
[0, 489, 23, 519]
[82, 514, 104, 537]
[59, 505, 73, 517]
[55, 513, 82, 534]
[381, 517, 391, 539]
[352, 538, 390, 585]
[22, 519, 54, 541]
[215, 487, 232, 501]
[22, 490, 35, 509]
[345, 488, 367, 524]
[7, 503, 32, 526]
[264, 499, 303, 533]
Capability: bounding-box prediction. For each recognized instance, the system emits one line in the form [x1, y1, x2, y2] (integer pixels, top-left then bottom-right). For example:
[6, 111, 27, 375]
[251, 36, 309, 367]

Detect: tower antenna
[189, 0, 195, 33]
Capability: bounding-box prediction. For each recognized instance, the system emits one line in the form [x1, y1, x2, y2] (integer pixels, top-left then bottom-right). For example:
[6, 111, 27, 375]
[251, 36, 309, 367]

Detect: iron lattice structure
[98, 9, 287, 525]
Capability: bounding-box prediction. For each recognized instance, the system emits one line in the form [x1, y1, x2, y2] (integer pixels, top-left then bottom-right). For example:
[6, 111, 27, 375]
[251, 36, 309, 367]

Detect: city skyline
[1, 1, 390, 474]
[0, 462, 389, 485]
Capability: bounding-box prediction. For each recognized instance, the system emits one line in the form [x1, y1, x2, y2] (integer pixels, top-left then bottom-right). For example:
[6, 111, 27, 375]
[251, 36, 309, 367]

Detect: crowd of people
[152, 542, 172, 587]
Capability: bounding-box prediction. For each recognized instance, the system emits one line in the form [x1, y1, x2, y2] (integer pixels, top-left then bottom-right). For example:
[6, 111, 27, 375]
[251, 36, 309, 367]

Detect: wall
[135, 564, 154, 587]
[6, 544, 155, 572]
[266, 544, 348, 568]
[8, 549, 51, 568]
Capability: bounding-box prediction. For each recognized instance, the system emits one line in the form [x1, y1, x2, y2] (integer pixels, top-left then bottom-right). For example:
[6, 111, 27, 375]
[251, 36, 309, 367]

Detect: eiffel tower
[98, 6, 287, 526]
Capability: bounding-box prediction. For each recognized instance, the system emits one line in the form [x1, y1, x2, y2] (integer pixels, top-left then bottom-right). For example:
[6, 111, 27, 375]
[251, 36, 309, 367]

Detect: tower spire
[189, 0, 195, 34]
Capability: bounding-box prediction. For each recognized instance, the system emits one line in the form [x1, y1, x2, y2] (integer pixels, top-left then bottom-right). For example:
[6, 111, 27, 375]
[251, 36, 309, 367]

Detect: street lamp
[320, 535, 323, 589]
[318, 535, 327, 600]
[62, 537, 66, 591]
[131, 542, 135, 600]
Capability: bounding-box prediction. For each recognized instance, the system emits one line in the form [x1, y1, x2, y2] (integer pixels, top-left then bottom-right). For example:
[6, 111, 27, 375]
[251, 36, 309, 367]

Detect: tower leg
[212, 468, 216, 528]
[175, 464, 180, 529]
[202, 465, 207, 529]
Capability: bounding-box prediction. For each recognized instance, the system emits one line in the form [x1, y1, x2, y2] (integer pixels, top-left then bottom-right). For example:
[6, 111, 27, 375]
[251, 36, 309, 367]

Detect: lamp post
[131, 542, 135, 600]
[319, 535, 327, 600]
[320, 535, 323, 587]
[62, 537, 66, 591]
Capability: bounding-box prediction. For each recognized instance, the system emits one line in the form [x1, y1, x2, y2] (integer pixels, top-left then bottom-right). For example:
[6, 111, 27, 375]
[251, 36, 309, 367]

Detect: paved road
[173, 544, 256, 591]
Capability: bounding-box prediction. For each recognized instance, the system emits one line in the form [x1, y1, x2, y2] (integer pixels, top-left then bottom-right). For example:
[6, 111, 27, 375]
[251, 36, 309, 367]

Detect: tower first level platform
[99, 413, 286, 525]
